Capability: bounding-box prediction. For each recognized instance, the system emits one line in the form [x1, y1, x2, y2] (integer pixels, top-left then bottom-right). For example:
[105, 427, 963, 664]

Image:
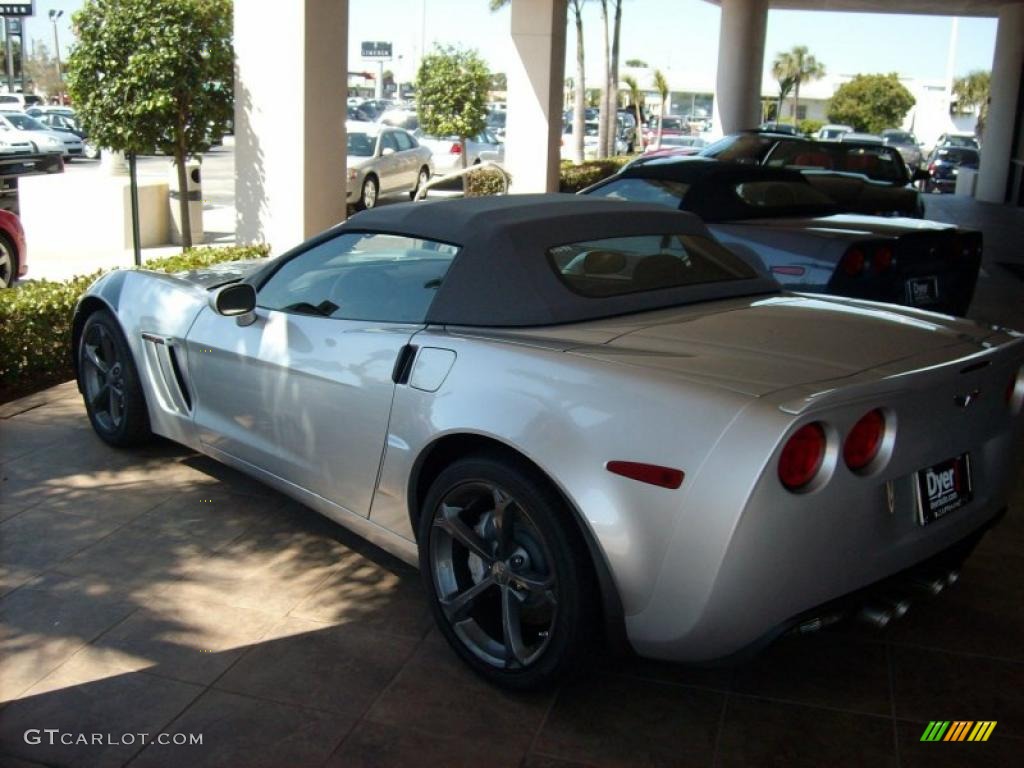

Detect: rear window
[734, 180, 834, 210]
[765, 141, 906, 183]
[936, 148, 979, 165]
[547, 235, 758, 298]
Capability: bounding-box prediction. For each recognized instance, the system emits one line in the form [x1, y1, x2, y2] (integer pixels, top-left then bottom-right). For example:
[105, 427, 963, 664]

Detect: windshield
[347, 132, 376, 157]
[548, 234, 758, 298]
[486, 112, 506, 128]
[3, 113, 45, 131]
[660, 117, 685, 131]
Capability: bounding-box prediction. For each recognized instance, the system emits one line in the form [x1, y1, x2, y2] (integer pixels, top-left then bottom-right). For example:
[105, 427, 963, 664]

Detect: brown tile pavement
[1, 340, 1023, 766]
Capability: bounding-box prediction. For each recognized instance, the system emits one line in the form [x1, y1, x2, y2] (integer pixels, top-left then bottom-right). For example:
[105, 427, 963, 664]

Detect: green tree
[771, 46, 825, 125]
[953, 70, 990, 134]
[67, 0, 233, 250]
[625, 58, 648, 68]
[415, 45, 490, 169]
[652, 69, 669, 148]
[623, 74, 644, 152]
[827, 73, 916, 134]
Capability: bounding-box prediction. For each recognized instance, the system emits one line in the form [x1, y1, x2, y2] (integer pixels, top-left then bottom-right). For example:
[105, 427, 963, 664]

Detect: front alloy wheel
[419, 456, 595, 689]
[359, 176, 378, 210]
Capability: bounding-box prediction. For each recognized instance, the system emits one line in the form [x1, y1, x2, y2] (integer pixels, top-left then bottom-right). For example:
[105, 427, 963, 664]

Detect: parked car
[378, 108, 419, 132]
[583, 158, 981, 315]
[415, 130, 504, 176]
[486, 110, 507, 141]
[632, 135, 707, 164]
[0, 208, 26, 287]
[70, 194, 1024, 689]
[28, 111, 101, 160]
[643, 115, 689, 144]
[881, 129, 924, 170]
[0, 93, 43, 110]
[757, 121, 799, 135]
[355, 99, 395, 121]
[346, 122, 433, 210]
[817, 124, 853, 140]
[0, 112, 83, 158]
[839, 132, 884, 145]
[561, 121, 628, 161]
[934, 132, 979, 151]
[922, 146, 980, 194]
[347, 104, 375, 122]
[703, 132, 926, 218]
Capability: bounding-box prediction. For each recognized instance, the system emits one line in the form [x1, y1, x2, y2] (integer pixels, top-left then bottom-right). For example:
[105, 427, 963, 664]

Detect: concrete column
[712, 0, 768, 135]
[976, 3, 1024, 203]
[505, 0, 567, 193]
[234, 0, 348, 251]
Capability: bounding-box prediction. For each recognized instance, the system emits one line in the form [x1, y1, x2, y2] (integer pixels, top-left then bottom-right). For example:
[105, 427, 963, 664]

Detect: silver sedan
[346, 122, 433, 210]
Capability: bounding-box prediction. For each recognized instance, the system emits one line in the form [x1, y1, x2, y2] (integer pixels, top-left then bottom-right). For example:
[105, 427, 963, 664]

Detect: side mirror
[211, 282, 256, 317]
[912, 168, 930, 183]
[381, 146, 395, 156]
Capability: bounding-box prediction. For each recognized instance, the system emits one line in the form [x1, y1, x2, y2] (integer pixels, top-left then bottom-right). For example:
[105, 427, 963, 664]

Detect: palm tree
[597, 0, 611, 158]
[570, 0, 587, 165]
[605, 0, 623, 157]
[652, 69, 669, 149]
[771, 46, 825, 125]
[623, 74, 644, 152]
[953, 70, 990, 135]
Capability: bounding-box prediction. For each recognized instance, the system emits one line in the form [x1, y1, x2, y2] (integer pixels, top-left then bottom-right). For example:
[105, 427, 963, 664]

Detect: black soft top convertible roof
[337, 194, 778, 327]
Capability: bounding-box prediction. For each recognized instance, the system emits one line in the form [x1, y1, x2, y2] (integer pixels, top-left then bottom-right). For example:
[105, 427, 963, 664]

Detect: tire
[77, 310, 152, 447]
[410, 166, 430, 200]
[418, 454, 597, 690]
[0, 232, 17, 288]
[356, 174, 378, 211]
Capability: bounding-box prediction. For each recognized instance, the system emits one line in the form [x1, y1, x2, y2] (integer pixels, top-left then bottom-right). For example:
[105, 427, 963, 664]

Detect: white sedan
[0, 111, 84, 158]
[346, 122, 433, 210]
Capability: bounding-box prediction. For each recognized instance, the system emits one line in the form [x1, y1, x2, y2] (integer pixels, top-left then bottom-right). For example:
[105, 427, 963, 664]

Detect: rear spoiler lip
[776, 333, 1024, 415]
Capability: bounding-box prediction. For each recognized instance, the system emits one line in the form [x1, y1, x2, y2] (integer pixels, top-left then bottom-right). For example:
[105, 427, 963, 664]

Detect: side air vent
[168, 345, 193, 410]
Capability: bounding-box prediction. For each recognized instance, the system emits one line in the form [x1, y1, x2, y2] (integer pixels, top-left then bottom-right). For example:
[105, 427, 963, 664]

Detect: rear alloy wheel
[78, 310, 151, 447]
[0, 233, 16, 288]
[419, 455, 596, 690]
[410, 167, 430, 200]
[358, 175, 378, 210]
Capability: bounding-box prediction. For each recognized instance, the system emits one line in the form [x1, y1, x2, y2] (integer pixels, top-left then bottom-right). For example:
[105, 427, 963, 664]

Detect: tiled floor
[1, 196, 1023, 767]
[1, 385, 1022, 768]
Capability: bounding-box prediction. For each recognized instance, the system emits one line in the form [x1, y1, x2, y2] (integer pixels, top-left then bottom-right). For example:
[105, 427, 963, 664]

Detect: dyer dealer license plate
[906, 276, 940, 306]
[916, 454, 973, 526]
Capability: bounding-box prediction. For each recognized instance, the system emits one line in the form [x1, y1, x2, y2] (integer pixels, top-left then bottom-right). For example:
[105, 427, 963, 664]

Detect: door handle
[392, 344, 418, 384]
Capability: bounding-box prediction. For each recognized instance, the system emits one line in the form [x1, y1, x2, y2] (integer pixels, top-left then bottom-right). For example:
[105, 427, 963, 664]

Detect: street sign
[0, 2, 34, 17]
[361, 41, 392, 59]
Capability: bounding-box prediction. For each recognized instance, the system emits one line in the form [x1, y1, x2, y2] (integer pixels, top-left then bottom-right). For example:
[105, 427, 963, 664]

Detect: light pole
[49, 9, 64, 104]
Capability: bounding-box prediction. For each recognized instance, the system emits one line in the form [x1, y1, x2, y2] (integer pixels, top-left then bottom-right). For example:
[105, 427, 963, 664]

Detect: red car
[0, 209, 27, 288]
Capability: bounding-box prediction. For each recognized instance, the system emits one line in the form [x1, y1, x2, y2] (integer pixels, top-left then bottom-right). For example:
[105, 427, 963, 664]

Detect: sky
[30, 0, 997, 88]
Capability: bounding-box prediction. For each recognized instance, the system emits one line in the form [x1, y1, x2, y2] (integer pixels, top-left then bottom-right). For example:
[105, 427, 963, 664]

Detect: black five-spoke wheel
[77, 310, 151, 446]
[419, 455, 595, 689]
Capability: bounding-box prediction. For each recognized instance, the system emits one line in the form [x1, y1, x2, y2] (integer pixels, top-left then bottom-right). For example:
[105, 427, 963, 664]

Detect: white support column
[234, 0, 348, 251]
[976, 3, 1024, 203]
[712, 0, 768, 135]
[505, 0, 567, 193]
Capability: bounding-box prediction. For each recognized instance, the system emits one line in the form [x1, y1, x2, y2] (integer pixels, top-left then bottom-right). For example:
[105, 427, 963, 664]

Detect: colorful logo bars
[920, 721, 997, 742]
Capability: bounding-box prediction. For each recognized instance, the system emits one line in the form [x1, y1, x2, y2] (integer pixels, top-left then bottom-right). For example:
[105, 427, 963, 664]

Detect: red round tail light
[779, 422, 827, 491]
[873, 245, 894, 274]
[844, 409, 885, 471]
[842, 248, 866, 277]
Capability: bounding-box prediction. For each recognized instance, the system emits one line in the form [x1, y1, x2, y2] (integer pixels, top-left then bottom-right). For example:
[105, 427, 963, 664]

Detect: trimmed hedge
[0, 245, 270, 404]
[464, 157, 632, 197]
[559, 157, 632, 193]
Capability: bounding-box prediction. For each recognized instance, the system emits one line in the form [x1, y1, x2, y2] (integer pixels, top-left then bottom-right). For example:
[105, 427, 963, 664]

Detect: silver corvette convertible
[72, 196, 1024, 689]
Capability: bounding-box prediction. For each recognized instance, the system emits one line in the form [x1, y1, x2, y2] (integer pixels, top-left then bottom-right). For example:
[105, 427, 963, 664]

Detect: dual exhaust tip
[796, 569, 960, 634]
[856, 569, 960, 628]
